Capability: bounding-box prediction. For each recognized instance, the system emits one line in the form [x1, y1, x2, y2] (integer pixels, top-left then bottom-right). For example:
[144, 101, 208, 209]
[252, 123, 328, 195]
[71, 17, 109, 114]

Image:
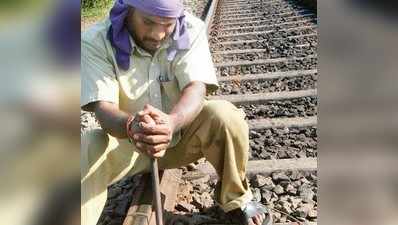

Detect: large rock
[288, 196, 302, 209]
[253, 188, 262, 202]
[272, 171, 290, 182]
[285, 184, 297, 195]
[261, 189, 273, 204]
[281, 201, 293, 214]
[308, 209, 318, 219]
[191, 175, 210, 186]
[192, 191, 213, 209]
[294, 205, 311, 218]
[298, 185, 315, 203]
[289, 170, 304, 180]
[192, 176, 210, 192]
[273, 185, 285, 195]
[272, 211, 282, 220]
[252, 174, 273, 187]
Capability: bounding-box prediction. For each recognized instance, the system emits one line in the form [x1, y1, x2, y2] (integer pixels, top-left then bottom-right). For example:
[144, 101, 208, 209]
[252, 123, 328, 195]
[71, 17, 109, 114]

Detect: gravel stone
[183, 0, 210, 20]
[298, 185, 315, 203]
[253, 188, 262, 202]
[216, 57, 317, 76]
[97, 175, 143, 225]
[175, 170, 317, 223]
[273, 185, 285, 195]
[261, 189, 273, 204]
[240, 97, 318, 119]
[286, 184, 297, 195]
[249, 127, 317, 160]
[294, 205, 310, 218]
[213, 75, 317, 95]
[252, 174, 270, 187]
[272, 171, 290, 182]
[308, 209, 318, 219]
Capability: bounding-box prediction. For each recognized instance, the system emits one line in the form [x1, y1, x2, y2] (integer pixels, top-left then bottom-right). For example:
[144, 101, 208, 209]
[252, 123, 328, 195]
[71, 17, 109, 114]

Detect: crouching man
[81, 0, 272, 224]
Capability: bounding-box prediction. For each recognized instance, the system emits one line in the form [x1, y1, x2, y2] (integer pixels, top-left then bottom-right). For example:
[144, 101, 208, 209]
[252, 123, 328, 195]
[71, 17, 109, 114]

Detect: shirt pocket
[160, 73, 180, 114]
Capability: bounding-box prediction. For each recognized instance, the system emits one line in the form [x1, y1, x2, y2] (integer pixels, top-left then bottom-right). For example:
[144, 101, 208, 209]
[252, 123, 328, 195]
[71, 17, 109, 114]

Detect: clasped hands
[126, 104, 175, 158]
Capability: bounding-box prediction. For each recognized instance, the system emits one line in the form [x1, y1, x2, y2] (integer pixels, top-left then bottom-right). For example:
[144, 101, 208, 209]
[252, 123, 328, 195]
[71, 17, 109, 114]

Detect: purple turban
[108, 0, 190, 70]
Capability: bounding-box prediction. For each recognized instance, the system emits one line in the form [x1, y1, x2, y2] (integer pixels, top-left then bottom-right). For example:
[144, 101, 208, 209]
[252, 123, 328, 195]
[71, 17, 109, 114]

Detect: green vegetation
[81, 0, 113, 20]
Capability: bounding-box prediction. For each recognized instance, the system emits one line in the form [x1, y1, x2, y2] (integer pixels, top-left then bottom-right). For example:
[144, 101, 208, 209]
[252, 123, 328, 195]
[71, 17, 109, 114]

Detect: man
[81, 0, 272, 224]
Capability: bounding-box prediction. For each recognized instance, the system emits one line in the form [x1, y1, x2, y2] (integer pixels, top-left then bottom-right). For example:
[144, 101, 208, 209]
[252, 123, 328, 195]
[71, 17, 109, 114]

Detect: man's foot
[228, 201, 273, 225]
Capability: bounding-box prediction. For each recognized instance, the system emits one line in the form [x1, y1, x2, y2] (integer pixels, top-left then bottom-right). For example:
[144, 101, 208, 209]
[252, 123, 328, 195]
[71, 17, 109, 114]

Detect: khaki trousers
[81, 100, 253, 225]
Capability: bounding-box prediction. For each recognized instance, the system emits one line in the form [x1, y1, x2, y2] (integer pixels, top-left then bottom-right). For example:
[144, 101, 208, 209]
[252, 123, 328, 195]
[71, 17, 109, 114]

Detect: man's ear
[128, 7, 135, 14]
[125, 7, 135, 25]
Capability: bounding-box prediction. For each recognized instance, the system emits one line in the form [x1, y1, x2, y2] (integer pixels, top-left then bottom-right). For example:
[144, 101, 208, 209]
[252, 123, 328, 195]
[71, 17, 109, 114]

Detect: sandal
[228, 201, 273, 225]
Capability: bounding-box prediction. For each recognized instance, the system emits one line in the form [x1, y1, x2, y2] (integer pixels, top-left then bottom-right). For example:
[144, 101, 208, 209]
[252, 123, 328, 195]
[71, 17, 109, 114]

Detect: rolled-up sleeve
[173, 27, 219, 93]
[81, 37, 119, 108]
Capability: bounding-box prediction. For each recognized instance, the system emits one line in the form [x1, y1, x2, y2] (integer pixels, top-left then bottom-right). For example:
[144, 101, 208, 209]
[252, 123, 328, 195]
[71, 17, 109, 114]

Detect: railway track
[98, 0, 318, 224]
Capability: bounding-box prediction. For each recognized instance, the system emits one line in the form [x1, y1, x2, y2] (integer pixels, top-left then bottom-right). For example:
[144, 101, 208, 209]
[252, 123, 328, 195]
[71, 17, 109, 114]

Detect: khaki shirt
[81, 12, 219, 147]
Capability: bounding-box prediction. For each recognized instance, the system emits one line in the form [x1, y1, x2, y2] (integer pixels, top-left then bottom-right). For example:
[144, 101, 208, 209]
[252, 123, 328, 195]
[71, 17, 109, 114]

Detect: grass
[81, 0, 113, 22]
